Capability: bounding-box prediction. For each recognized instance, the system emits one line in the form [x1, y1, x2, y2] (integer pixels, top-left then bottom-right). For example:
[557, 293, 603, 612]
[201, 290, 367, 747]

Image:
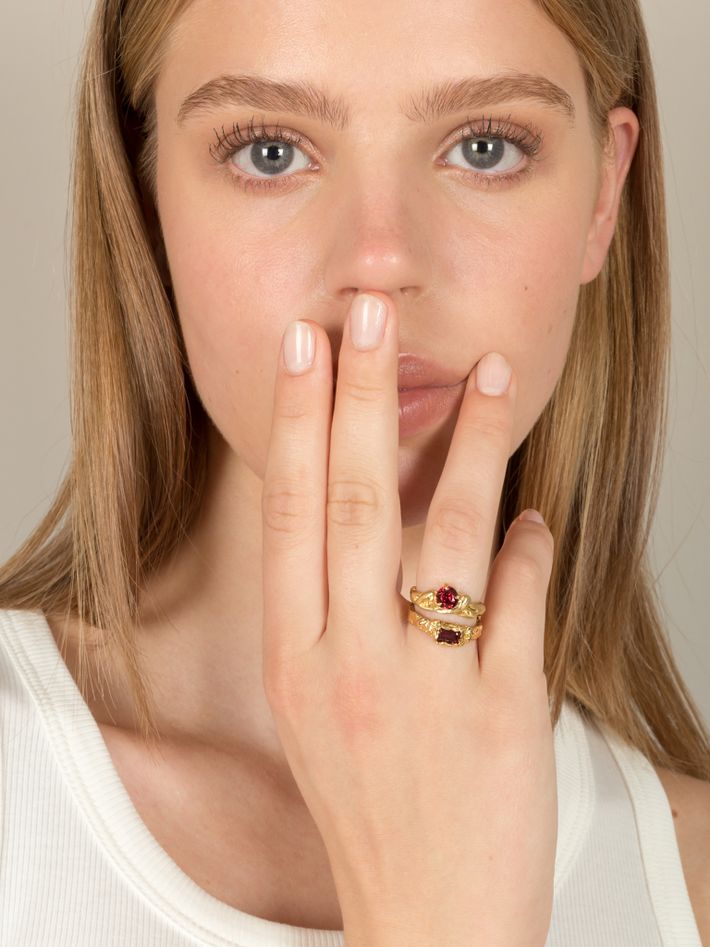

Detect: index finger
[261, 319, 332, 670]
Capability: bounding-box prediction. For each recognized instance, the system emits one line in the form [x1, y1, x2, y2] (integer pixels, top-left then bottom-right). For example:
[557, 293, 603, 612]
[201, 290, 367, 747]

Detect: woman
[0, 0, 708, 943]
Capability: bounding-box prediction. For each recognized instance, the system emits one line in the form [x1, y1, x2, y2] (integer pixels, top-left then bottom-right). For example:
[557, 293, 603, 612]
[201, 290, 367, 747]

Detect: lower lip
[397, 382, 465, 438]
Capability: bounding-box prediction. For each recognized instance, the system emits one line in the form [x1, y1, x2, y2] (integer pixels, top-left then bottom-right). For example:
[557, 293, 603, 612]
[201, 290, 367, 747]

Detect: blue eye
[439, 115, 543, 184]
[209, 121, 311, 188]
[444, 136, 525, 175]
[229, 136, 310, 179]
[209, 115, 544, 191]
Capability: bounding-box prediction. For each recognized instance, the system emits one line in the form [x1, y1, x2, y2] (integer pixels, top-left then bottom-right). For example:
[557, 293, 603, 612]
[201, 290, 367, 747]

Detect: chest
[98, 724, 344, 932]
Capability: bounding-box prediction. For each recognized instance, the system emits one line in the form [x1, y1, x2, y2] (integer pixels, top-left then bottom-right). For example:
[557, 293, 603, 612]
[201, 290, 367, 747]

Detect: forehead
[159, 0, 587, 124]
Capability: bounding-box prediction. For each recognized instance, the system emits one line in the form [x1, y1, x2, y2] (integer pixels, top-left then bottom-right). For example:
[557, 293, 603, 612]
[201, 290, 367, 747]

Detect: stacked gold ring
[407, 584, 485, 648]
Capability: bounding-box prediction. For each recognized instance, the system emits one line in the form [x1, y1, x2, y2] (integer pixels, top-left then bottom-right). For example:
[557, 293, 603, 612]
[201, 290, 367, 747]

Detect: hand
[261, 292, 557, 947]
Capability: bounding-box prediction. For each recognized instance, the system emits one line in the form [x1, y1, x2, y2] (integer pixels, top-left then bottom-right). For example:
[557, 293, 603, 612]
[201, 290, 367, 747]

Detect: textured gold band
[407, 606, 483, 647]
[409, 584, 485, 620]
[407, 583, 485, 647]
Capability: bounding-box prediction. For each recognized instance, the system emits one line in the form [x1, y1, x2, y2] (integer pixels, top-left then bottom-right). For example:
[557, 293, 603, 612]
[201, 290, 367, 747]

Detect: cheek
[446, 194, 587, 452]
[512, 239, 580, 452]
[158, 188, 303, 476]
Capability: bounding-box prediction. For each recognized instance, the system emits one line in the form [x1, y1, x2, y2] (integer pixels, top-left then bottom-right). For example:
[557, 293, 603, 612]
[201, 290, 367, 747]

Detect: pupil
[252, 141, 293, 176]
[463, 137, 504, 171]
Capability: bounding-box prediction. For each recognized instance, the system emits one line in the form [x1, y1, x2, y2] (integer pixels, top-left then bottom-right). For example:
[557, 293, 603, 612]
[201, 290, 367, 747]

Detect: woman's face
[154, 0, 621, 525]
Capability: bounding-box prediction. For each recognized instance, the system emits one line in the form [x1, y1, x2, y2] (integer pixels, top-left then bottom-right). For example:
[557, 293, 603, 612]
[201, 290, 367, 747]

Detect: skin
[120, 0, 638, 752]
[260, 298, 561, 946]
[49, 0, 642, 930]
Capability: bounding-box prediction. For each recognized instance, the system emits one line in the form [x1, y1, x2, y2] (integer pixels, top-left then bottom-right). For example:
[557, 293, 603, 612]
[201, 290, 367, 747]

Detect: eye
[439, 116, 544, 184]
[229, 135, 310, 179]
[209, 115, 544, 191]
[210, 121, 311, 187]
[444, 135, 524, 175]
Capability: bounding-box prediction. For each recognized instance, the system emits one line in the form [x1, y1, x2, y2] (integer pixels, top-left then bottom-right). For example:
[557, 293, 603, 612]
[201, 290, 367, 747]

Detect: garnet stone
[437, 627, 461, 645]
[436, 585, 459, 609]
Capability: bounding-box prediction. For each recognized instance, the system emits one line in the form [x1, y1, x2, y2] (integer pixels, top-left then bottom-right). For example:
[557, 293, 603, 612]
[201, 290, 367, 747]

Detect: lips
[332, 353, 467, 391]
[397, 381, 466, 438]
[396, 353, 466, 390]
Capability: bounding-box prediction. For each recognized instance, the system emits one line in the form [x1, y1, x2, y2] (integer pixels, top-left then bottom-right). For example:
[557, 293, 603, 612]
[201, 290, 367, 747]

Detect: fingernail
[476, 352, 512, 396]
[520, 508, 545, 524]
[283, 320, 315, 374]
[350, 293, 387, 351]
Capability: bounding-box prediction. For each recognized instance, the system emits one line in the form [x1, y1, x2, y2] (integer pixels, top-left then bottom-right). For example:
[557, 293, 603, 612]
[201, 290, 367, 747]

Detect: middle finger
[326, 292, 403, 634]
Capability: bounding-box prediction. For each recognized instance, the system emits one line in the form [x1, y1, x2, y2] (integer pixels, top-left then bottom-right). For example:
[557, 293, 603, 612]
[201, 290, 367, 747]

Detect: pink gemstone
[436, 585, 458, 609]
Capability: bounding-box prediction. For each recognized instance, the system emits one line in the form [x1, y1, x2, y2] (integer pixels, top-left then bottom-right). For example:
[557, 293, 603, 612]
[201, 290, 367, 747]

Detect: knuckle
[429, 500, 484, 553]
[339, 376, 386, 405]
[262, 478, 316, 537]
[467, 411, 511, 442]
[504, 549, 549, 587]
[327, 476, 384, 528]
[275, 395, 311, 422]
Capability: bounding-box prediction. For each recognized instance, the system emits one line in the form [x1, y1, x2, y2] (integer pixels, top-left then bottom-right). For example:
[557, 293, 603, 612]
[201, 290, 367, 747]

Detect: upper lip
[332, 354, 467, 390]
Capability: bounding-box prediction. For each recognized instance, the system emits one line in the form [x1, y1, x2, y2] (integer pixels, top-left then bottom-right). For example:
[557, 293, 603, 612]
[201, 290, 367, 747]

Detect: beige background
[1, 2, 708, 724]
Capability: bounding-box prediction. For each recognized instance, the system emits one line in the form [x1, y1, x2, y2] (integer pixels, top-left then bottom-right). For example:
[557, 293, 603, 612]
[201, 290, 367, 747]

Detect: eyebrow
[176, 71, 576, 129]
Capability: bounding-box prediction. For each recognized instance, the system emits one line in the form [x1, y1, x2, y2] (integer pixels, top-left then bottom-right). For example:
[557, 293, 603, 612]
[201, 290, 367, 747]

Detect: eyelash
[208, 113, 545, 192]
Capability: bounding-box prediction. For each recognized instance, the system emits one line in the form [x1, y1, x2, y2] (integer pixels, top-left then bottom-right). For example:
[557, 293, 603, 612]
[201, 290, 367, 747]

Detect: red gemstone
[437, 627, 461, 645]
[436, 585, 458, 609]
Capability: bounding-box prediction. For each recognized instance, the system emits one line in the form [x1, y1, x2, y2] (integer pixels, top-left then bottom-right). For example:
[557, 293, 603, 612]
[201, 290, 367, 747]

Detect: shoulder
[654, 765, 710, 944]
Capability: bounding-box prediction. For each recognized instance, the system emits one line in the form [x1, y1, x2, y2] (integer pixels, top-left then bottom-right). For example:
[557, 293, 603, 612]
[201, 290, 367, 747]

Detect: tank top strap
[597, 719, 702, 945]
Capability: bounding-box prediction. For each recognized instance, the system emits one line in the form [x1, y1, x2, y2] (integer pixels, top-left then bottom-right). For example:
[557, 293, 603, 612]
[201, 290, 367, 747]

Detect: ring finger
[410, 352, 516, 674]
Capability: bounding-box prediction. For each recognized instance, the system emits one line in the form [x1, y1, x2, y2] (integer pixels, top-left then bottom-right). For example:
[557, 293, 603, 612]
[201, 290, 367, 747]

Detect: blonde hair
[1, 0, 708, 776]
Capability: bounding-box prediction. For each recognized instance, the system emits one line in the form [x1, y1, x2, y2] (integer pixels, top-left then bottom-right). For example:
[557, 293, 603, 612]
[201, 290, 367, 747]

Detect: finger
[261, 319, 332, 676]
[477, 509, 554, 681]
[409, 353, 516, 674]
[325, 293, 403, 635]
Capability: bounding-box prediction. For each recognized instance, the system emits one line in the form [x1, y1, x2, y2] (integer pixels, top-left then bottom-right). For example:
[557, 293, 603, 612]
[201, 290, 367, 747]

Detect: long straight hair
[1, 0, 708, 776]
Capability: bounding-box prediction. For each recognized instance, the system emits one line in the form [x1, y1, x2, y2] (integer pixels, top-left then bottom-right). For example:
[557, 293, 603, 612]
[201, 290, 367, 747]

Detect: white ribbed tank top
[0, 608, 702, 946]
